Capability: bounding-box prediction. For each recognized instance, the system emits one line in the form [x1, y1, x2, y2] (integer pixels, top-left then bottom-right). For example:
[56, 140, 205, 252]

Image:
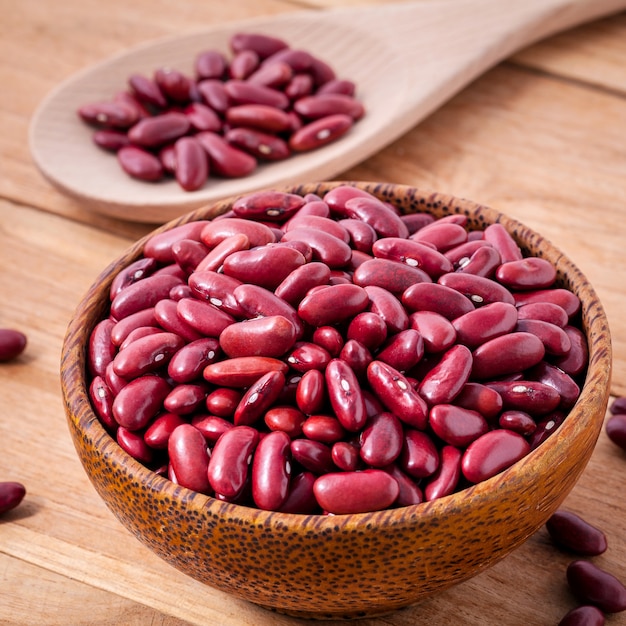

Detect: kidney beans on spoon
[77, 33, 365, 191]
[87, 186, 590, 515]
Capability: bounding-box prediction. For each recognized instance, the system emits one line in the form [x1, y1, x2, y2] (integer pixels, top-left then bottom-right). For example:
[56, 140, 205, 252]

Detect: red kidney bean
[291, 438, 335, 474]
[325, 358, 367, 432]
[529, 411, 566, 449]
[379, 464, 422, 506]
[313, 469, 399, 514]
[93, 129, 131, 151]
[429, 404, 490, 448]
[110, 258, 158, 298]
[163, 383, 208, 414]
[117, 427, 154, 464]
[112, 331, 184, 379]
[195, 131, 257, 178]
[439, 272, 516, 307]
[367, 360, 428, 429]
[339, 339, 372, 378]
[546, 510, 608, 556]
[128, 73, 167, 108]
[274, 262, 331, 307]
[402, 282, 475, 320]
[192, 415, 234, 443]
[204, 388, 241, 419]
[302, 415, 346, 444]
[289, 113, 353, 151]
[87, 319, 115, 376]
[316, 78, 356, 96]
[234, 284, 303, 337]
[311, 326, 344, 357]
[298, 283, 369, 327]
[127, 112, 190, 147]
[365, 285, 409, 334]
[220, 315, 297, 359]
[208, 426, 259, 498]
[471, 332, 545, 380]
[498, 410, 536, 435]
[408, 311, 457, 354]
[264, 406, 306, 438]
[528, 361, 580, 409]
[78, 100, 139, 128]
[558, 605, 605, 626]
[516, 318, 571, 355]
[294, 93, 364, 120]
[251, 430, 292, 510]
[566, 560, 626, 613]
[168, 424, 212, 493]
[173, 136, 209, 191]
[112, 375, 172, 430]
[353, 258, 431, 294]
[424, 445, 463, 501]
[171, 239, 210, 275]
[175, 297, 235, 338]
[496, 256, 557, 290]
[233, 369, 286, 426]
[226, 103, 292, 132]
[89, 376, 117, 430]
[346, 312, 388, 351]
[514, 288, 581, 319]
[372, 237, 453, 278]
[552, 325, 589, 376]
[456, 245, 501, 278]
[454, 382, 503, 421]
[483, 223, 523, 263]
[194, 50, 227, 80]
[418, 344, 472, 405]
[411, 222, 468, 252]
[376, 328, 424, 372]
[110, 274, 182, 320]
[196, 78, 229, 113]
[188, 270, 242, 317]
[295, 369, 326, 415]
[285, 214, 350, 243]
[144, 412, 186, 449]
[230, 33, 288, 58]
[359, 412, 403, 467]
[0, 481, 26, 515]
[285, 73, 314, 100]
[229, 49, 260, 79]
[153, 299, 203, 343]
[452, 302, 518, 348]
[203, 355, 288, 388]
[117, 146, 164, 181]
[284, 342, 330, 373]
[606, 413, 626, 451]
[105, 360, 128, 396]
[226, 127, 290, 161]
[154, 67, 192, 103]
[262, 48, 314, 73]
[143, 221, 208, 263]
[486, 380, 561, 416]
[462, 429, 530, 483]
[400, 429, 440, 478]
[281, 227, 352, 268]
[330, 441, 360, 471]
[224, 79, 289, 109]
[517, 301, 569, 327]
[610, 396, 626, 414]
[342, 196, 409, 239]
[222, 244, 305, 289]
[278, 471, 318, 514]
[338, 218, 377, 253]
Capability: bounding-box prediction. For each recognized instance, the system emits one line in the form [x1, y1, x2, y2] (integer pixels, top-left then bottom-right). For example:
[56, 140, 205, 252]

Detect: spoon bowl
[29, 0, 626, 223]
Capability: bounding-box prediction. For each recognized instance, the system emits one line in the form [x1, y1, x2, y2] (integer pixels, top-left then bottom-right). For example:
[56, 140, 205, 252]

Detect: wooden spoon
[29, 0, 626, 223]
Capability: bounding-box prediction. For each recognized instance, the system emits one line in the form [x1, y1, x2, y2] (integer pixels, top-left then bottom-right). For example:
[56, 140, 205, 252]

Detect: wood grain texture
[1, 0, 626, 624]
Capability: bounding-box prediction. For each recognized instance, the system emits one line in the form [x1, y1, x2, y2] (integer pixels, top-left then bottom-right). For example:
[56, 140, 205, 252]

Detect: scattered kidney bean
[77, 33, 364, 191]
[546, 510, 608, 556]
[566, 560, 626, 613]
[558, 605, 605, 626]
[0, 481, 26, 515]
[86, 185, 590, 515]
[0, 329, 27, 362]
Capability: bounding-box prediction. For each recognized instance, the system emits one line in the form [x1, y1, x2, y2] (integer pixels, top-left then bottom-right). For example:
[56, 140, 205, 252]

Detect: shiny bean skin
[291, 438, 335, 474]
[552, 326, 589, 376]
[529, 411, 566, 449]
[154, 68, 192, 103]
[265, 406, 306, 438]
[471, 332, 545, 380]
[298, 284, 369, 327]
[220, 315, 296, 358]
[230, 32, 288, 58]
[311, 325, 344, 357]
[483, 223, 523, 263]
[402, 282, 475, 320]
[153, 299, 203, 343]
[281, 227, 352, 268]
[171, 239, 210, 275]
[144, 412, 186, 449]
[429, 405, 489, 447]
[168, 424, 212, 493]
[424, 445, 463, 501]
[462, 429, 531, 483]
[606, 413, 626, 451]
[486, 380, 561, 416]
[203, 356, 288, 388]
[226, 127, 290, 161]
[453, 382, 503, 421]
[233, 370, 286, 426]
[222, 244, 305, 289]
[418, 344, 473, 405]
[88, 319, 116, 377]
[513, 288, 581, 319]
[372, 237, 453, 278]
[163, 383, 208, 414]
[400, 429, 440, 478]
[302, 415, 346, 444]
[278, 472, 318, 514]
[496, 256, 557, 290]
[338, 218, 377, 253]
[112, 375, 171, 430]
[226, 104, 293, 133]
[376, 328, 423, 372]
[381, 464, 423, 506]
[498, 410, 537, 435]
[566, 560, 626, 613]
[294, 93, 365, 120]
[325, 358, 367, 432]
[143, 221, 209, 263]
[195, 131, 257, 178]
[517, 301, 569, 328]
[117, 427, 154, 465]
[287, 342, 332, 372]
[117, 146, 165, 181]
[195, 234, 250, 274]
[516, 318, 571, 355]
[546, 510, 608, 556]
[128, 112, 190, 147]
[455, 245, 501, 278]
[0, 481, 26, 515]
[342, 196, 409, 239]
[331, 441, 361, 471]
[295, 369, 326, 415]
[284, 214, 350, 243]
[208, 426, 259, 498]
[110, 257, 158, 298]
[188, 270, 243, 317]
[289, 114, 353, 151]
[411, 222, 467, 252]
[359, 412, 403, 467]
[89, 376, 117, 430]
[438, 272, 516, 307]
[167, 337, 220, 383]
[452, 302, 519, 348]
[234, 284, 303, 336]
[313, 469, 399, 515]
[184, 103, 222, 133]
[347, 312, 388, 351]
[112, 332, 184, 379]
[176, 297, 235, 338]
[408, 311, 457, 354]
[192, 414, 234, 443]
[232, 190, 305, 222]
[365, 286, 409, 334]
[224, 79, 290, 109]
[173, 136, 209, 191]
[251, 430, 292, 510]
[353, 258, 431, 293]
[367, 361, 428, 430]
[274, 262, 332, 307]
[110, 274, 182, 321]
[558, 605, 605, 626]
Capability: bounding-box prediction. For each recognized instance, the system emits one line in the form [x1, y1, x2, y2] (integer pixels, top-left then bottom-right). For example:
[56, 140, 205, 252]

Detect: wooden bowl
[60, 182, 612, 619]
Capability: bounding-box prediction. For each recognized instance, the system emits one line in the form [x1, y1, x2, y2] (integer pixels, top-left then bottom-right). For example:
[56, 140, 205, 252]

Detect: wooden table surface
[1, 1, 625, 624]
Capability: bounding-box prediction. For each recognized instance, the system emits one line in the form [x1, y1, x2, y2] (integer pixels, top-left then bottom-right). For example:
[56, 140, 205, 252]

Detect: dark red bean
[251, 430, 292, 510]
[0, 481, 26, 515]
[558, 605, 605, 626]
[566, 560, 626, 613]
[546, 510, 608, 556]
[168, 424, 212, 493]
[606, 413, 626, 451]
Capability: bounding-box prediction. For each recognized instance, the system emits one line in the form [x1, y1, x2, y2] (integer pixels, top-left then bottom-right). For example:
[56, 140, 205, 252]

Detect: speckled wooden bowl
[60, 182, 611, 620]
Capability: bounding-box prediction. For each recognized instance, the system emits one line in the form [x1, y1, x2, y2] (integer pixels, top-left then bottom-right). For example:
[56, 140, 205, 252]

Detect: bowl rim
[61, 180, 612, 533]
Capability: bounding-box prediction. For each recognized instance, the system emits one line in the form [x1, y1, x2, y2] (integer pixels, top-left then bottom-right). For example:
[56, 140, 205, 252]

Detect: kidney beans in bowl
[61, 182, 611, 619]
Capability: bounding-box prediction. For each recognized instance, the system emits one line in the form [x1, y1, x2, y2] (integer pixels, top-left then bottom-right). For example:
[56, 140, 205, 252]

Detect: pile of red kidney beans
[76, 33, 364, 191]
